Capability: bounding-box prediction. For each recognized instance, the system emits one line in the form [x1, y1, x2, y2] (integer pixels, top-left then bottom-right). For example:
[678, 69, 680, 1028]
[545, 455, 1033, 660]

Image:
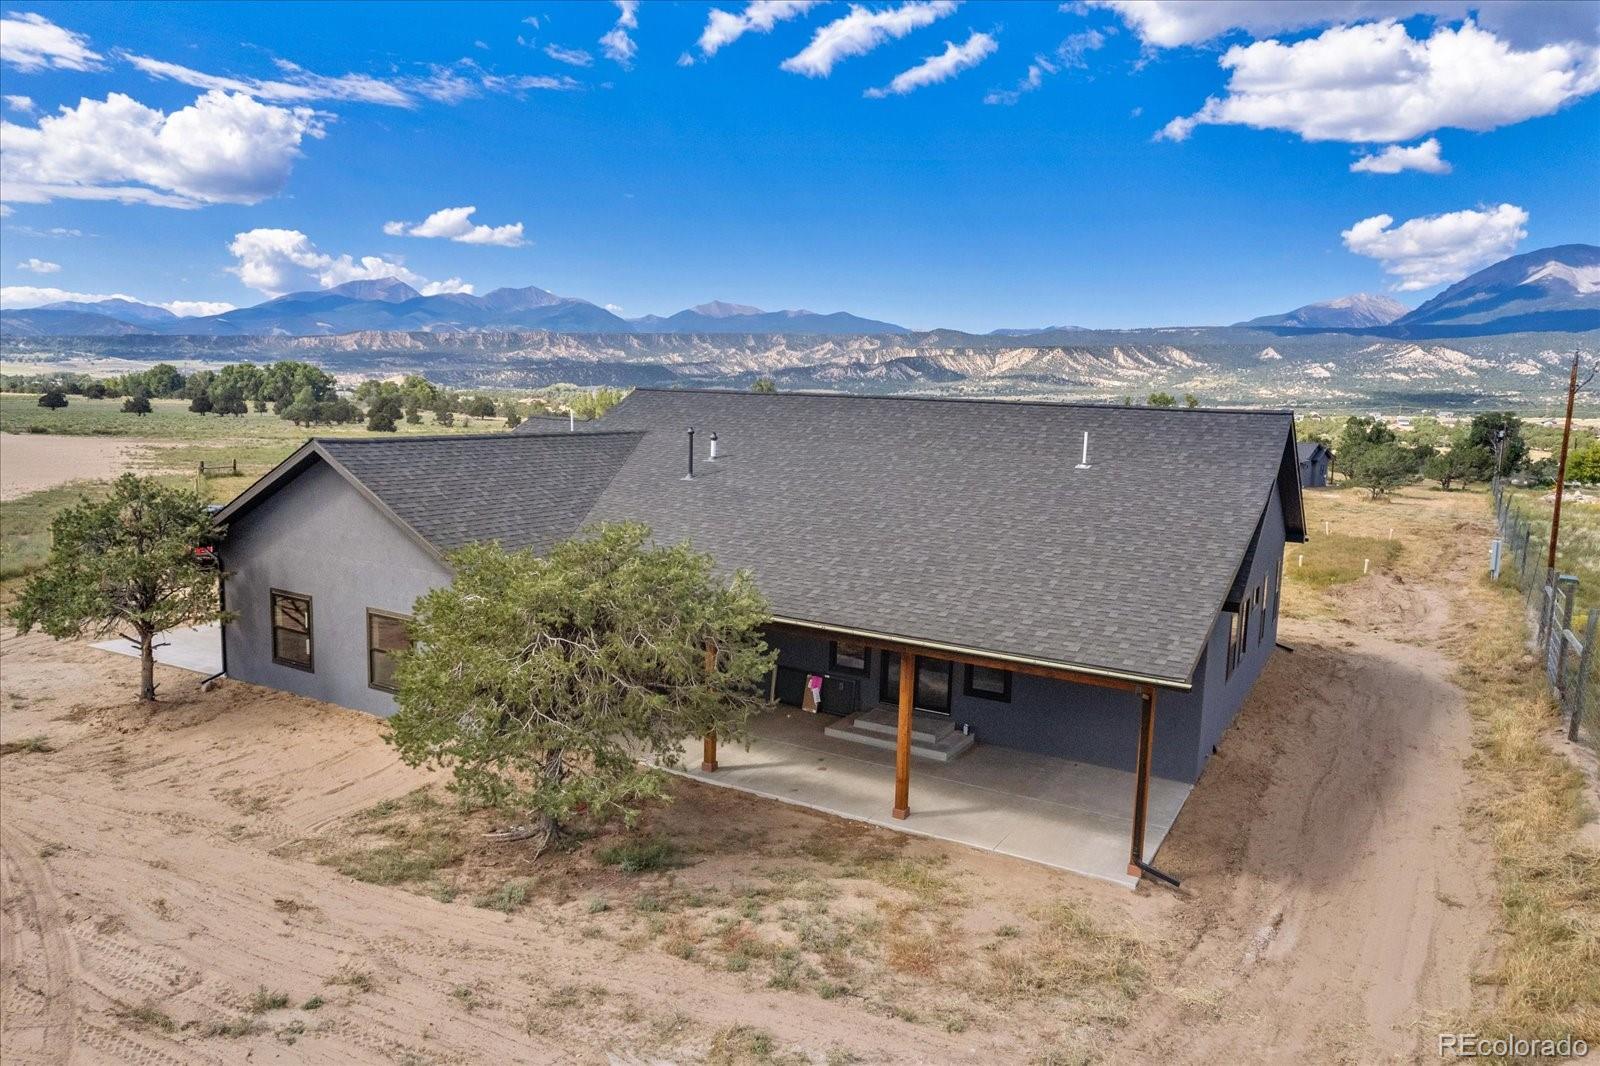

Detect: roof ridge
[313, 430, 644, 445]
[625, 387, 1293, 418]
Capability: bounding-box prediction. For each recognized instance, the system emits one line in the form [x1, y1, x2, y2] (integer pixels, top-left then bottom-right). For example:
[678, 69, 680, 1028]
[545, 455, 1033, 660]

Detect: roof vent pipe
[1075, 430, 1092, 470]
[684, 427, 696, 480]
[708, 432, 719, 461]
[569, 409, 575, 432]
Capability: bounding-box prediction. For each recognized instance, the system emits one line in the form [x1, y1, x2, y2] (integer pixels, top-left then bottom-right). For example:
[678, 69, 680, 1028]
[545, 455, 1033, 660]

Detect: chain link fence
[1492, 483, 1599, 743]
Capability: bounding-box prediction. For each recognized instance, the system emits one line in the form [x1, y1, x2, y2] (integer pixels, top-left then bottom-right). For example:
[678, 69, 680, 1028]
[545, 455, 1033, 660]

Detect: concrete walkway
[92, 623, 223, 677]
[669, 708, 1192, 888]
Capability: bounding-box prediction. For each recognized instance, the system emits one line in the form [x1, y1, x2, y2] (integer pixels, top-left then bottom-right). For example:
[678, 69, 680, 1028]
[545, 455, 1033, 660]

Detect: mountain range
[2, 244, 1596, 341]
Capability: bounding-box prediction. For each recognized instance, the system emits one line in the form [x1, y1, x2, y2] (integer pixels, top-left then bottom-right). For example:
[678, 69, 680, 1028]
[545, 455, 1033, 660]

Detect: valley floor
[0, 488, 1582, 1064]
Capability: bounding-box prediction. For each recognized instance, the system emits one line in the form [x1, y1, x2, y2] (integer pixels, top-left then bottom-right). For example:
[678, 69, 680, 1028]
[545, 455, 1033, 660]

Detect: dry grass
[1284, 532, 1403, 589]
[1454, 577, 1600, 1050]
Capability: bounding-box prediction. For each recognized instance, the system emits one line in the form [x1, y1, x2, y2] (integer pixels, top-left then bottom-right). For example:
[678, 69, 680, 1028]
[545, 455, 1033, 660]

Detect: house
[1297, 440, 1333, 488]
[213, 389, 1306, 882]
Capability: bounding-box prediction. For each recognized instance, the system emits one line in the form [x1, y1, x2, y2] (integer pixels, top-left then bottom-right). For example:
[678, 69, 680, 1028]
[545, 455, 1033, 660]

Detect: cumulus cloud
[0, 286, 237, 315]
[383, 206, 527, 247]
[1341, 203, 1528, 290]
[1157, 19, 1600, 144]
[1350, 137, 1451, 173]
[17, 257, 59, 273]
[227, 228, 472, 297]
[985, 29, 1105, 105]
[544, 44, 594, 67]
[1, 285, 138, 308]
[782, 1, 957, 78]
[601, 1, 640, 68]
[1, 90, 322, 210]
[0, 12, 103, 72]
[4, 94, 35, 112]
[694, 1, 823, 61]
[866, 31, 997, 98]
[163, 300, 236, 317]
[1091, 1, 1599, 50]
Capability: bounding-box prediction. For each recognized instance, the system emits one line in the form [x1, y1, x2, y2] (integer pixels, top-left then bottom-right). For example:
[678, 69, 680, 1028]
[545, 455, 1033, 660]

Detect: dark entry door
[879, 652, 952, 715]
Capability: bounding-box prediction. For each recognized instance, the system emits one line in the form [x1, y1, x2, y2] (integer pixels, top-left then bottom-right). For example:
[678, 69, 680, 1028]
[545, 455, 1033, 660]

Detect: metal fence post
[1570, 608, 1600, 742]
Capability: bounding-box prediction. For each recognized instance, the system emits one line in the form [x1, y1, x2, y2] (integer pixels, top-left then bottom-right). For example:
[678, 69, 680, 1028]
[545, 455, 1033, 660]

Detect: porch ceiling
[666, 708, 1192, 889]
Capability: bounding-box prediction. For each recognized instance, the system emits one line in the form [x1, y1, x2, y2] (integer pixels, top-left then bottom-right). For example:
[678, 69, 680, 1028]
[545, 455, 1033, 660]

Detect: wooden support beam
[765, 620, 1143, 693]
[1128, 685, 1156, 878]
[893, 652, 914, 819]
[702, 641, 718, 772]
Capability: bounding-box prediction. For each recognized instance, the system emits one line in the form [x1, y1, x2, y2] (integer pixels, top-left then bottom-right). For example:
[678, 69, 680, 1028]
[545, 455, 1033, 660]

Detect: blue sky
[2, 1, 1598, 330]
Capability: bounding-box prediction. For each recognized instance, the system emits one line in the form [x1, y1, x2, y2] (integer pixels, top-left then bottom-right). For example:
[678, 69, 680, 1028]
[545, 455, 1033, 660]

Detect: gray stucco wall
[220, 461, 451, 716]
[768, 629, 1207, 784]
[1299, 453, 1330, 488]
[1192, 484, 1287, 775]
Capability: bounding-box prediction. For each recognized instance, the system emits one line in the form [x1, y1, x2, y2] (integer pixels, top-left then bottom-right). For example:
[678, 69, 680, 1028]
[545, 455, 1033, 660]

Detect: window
[270, 590, 313, 670]
[828, 639, 869, 675]
[964, 664, 1012, 702]
[1225, 609, 1241, 679]
[367, 610, 412, 692]
[1256, 582, 1268, 641]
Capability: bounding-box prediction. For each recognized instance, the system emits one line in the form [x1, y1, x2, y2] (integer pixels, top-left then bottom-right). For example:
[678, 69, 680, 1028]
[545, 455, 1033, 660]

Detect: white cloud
[0, 12, 103, 72]
[985, 29, 1105, 105]
[604, 303, 624, 313]
[1091, 1, 1599, 50]
[126, 54, 580, 108]
[1, 90, 323, 209]
[1341, 203, 1528, 290]
[4, 94, 35, 112]
[866, 31, 997, 98]
[696, 1, 822, 60]
[0, 286, 235, 315]
[1158, 20, 1600, 144]
[1350, 136, 1451, 173]
[163, 300, 236, 317]
[545, 44, 594, 67]
[227, 228, 472, 297]
[125, 54, 415, 107]
[383, 206, 527, 247]
[782, 1, 957, 78]
[601, 1, 640, 67]
[17, 257, 59, 273]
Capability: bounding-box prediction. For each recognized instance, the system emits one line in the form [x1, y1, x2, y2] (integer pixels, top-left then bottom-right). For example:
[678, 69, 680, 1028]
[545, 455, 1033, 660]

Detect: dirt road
[0, 490, 1504, 1063]
[0, 434, 161, 501]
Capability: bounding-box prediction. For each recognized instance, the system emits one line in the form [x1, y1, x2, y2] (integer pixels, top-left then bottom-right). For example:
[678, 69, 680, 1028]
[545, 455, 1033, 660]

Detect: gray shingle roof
[215, 432, 641, 558]
[529, 389, 1304, 686]
[1297, 441, 1330, 461]
[223, 390, 1303, 688]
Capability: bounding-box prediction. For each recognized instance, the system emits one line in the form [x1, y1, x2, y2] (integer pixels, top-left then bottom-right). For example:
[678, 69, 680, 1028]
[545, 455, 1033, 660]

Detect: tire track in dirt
[1, 825, 79, 1065]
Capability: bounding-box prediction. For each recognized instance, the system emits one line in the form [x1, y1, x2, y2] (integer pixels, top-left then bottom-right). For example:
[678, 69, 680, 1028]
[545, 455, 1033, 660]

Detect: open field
[7, 485, 1587, 1063]
[1501, 486, 1600, 612]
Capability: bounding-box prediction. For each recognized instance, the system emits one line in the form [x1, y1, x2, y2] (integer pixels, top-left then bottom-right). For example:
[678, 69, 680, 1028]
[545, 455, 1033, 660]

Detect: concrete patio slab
[92, 622, 222, 677]
[667, 708, 1192, 888]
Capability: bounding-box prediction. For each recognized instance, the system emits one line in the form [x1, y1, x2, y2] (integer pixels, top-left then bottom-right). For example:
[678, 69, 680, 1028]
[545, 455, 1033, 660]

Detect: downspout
[201, 549, 228, 687]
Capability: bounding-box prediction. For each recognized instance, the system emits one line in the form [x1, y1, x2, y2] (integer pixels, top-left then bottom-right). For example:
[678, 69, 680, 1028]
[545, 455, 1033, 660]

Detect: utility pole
[1547, 348, 1596, 571]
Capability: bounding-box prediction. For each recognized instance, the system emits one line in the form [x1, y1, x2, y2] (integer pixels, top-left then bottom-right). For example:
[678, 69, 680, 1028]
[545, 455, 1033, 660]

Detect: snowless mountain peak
[692, 301, 765, 317]
[1240, 292, 1409, 329]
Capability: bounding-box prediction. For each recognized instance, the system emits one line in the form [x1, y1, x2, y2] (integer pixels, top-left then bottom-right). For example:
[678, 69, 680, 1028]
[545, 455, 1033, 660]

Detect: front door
[879, 652, 952, 715]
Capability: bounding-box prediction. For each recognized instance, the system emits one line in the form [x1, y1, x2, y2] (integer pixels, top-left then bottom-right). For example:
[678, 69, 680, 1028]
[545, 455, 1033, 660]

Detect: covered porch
[671, 706, 1191, 888]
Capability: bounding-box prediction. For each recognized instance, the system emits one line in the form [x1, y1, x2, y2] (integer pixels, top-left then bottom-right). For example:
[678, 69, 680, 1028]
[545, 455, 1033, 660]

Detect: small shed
[1297, 441, 1332, 488]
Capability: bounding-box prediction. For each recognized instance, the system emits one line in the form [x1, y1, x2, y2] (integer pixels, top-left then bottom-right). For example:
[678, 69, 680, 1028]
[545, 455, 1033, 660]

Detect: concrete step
[823, 712, 977, 763]
[847, 706, 956, 745]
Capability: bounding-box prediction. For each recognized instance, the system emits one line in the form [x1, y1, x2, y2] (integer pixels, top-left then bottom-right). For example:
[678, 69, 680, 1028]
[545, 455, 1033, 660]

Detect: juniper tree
[9, 475, 225, 701]
[386, 523, 774, 855]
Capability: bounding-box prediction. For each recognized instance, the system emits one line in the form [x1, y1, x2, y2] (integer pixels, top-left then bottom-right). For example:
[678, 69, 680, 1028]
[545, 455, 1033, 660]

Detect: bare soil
[0, 488, 1511, 1063]
[0, 433, 162, 501]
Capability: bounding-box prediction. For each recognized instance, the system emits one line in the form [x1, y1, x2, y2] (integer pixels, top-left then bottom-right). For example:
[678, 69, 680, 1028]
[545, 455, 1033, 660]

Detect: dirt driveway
[0, 433, 162, 501]
[0, 491, 1503, 1063]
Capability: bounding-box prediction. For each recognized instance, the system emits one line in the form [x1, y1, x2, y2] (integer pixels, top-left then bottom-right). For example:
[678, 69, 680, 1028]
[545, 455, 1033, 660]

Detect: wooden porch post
[893, 653, 914, 819]
[701, 642, 718, 772]
[1128, 685, 1156, 877]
